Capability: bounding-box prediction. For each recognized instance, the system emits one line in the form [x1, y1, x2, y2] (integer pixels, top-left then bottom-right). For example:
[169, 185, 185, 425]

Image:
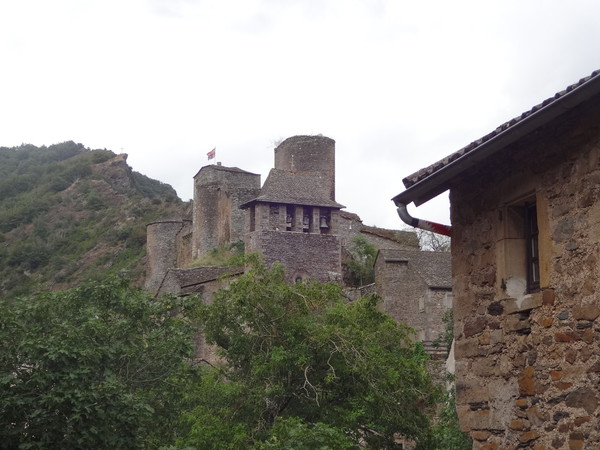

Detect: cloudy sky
[2, 0, 599, 229]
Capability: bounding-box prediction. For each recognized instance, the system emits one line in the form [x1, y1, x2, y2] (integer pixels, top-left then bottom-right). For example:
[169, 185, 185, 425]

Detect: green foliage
[416, 385, 472, 450]
[85, 189, 107, 210]
[7, 240, 50, 270]
[132, 171, 179, 198]
[0, 277, 202, 449]
[258, 417, 355, 449]
[0, 142, 186, 298]
[187, 240, 246, 268]
[180, 256, 438, 448]
[345, 236, 377, 287]
[433, 310, 454, 350]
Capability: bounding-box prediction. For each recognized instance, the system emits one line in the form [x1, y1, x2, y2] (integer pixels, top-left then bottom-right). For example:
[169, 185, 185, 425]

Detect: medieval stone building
[147, 135, 420, 291]
[394, 70, 600, 448]
[146, 134, 451, 358]
[241, 135, 346, 283]
[375, 249, 452, 356]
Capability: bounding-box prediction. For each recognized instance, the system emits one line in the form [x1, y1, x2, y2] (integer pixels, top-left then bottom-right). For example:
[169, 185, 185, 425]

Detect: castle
[145, 135, 451, 354]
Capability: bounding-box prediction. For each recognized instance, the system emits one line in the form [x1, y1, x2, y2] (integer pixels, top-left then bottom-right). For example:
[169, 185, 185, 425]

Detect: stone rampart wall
[192, 166, 260, 258]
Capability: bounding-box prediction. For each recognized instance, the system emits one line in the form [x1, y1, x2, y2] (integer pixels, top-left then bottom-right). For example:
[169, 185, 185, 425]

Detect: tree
[0, 277, 201, 449]
[345, 235, 377, 286]
[180, 256, 438, 448]
[416, 229, 451, 252]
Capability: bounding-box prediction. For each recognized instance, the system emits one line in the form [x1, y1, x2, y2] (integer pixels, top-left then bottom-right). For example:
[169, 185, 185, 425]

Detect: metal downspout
[396, 203, 452, 237]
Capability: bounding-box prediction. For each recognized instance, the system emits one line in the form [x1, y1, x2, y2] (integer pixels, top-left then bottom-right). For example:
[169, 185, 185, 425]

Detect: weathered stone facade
[394, 70, 600, 448]
[337, 210, 420, 250]
[451, 96, 600, 449]
[192, 165, 261, 259]
[246, 230, 342, 283]
[274, 135, 336, 201]
[145, 220, 188, 294]
[375, 249, 452, 348]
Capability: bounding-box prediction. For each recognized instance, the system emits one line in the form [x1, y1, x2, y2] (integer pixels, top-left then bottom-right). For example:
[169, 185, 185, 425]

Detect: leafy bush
[187, 241, 245, 267]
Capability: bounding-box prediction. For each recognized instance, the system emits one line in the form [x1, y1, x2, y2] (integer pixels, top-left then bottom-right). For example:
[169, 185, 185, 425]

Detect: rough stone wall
[344, 283, 376, 301]
[192, 165, 261, 258]
[374, 253, 451, 343]
[145, 220, 186, 293]
[274, 135, 336, 201]
[246, 230, 341, 283]
[450, 98, 600, 448]
[176, 220, 193, 267]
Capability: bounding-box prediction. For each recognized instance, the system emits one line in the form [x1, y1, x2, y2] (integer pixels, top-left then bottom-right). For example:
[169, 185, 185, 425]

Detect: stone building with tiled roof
[393, 70, 600, 448]
[240, 136, 347, 283]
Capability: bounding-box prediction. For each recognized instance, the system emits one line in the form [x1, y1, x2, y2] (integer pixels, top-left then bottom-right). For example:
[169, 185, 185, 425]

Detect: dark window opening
[302, 206, 312, 232]
[286, 205, 294, 231]
[249, 206, 256, 232]
[319, 209, 331, 234]
[525, 202, 540, 292]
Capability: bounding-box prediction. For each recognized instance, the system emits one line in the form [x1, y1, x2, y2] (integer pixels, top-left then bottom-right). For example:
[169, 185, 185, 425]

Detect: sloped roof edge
[393, 69, 600, 207]
[240, 168, 345, 209]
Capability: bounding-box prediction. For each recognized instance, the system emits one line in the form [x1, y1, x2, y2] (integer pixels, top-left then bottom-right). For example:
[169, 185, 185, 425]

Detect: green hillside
[0, 141, 189, 298]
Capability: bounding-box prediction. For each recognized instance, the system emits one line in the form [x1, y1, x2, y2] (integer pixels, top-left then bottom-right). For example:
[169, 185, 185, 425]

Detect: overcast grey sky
[2, 0, 599, 229]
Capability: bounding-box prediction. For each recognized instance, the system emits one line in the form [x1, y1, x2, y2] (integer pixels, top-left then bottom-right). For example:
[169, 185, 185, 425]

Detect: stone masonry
[450, 90, 600, 448]
[375, 249, 452, 349]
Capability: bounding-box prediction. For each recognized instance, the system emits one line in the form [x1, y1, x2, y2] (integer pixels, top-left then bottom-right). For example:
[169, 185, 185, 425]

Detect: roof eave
[392, 71, 600, 207]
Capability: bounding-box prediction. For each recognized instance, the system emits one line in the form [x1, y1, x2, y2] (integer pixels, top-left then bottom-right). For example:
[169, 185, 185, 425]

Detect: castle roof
[241, 169, 345, 209]
[193, 164, 259, 179]
[377, 249, 452, 289]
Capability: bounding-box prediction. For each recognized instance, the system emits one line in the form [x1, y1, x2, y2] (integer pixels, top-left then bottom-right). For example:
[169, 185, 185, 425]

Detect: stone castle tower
[242, 135, 345, 283]
[191, 165, 261, 259]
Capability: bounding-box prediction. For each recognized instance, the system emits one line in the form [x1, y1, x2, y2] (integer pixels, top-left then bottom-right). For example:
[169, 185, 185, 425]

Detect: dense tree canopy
[179, 257, 438, 448]
[0, 277, 201, 449]
[0, 260, 468, 448]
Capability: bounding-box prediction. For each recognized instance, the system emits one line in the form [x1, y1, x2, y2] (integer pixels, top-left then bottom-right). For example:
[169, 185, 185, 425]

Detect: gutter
[396, 203, 451, 237]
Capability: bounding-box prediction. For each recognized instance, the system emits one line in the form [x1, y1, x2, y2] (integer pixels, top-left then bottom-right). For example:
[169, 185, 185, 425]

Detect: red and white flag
[207, 148, 216, 160]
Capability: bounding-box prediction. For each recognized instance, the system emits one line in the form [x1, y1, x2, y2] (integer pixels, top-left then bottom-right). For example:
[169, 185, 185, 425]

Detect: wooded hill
[0, 142, 189, 299]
